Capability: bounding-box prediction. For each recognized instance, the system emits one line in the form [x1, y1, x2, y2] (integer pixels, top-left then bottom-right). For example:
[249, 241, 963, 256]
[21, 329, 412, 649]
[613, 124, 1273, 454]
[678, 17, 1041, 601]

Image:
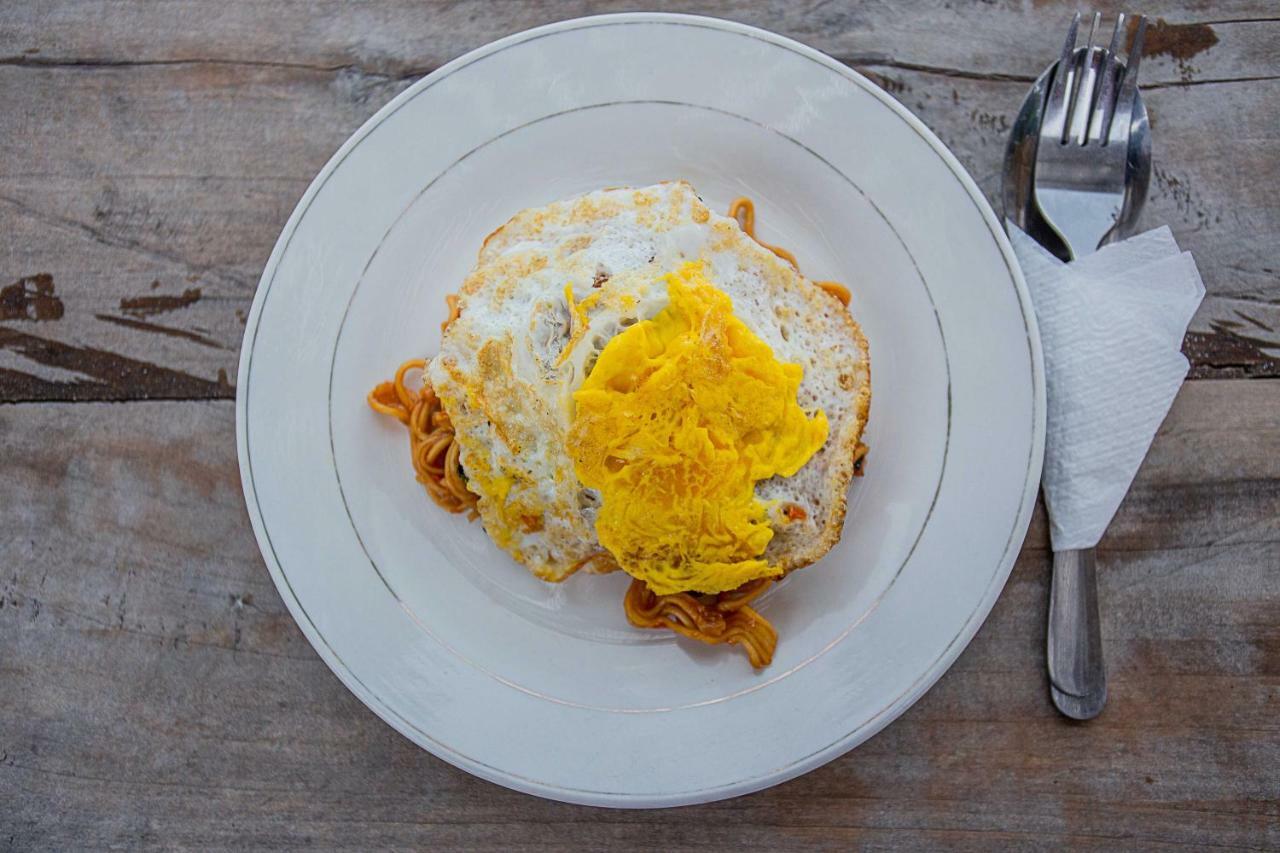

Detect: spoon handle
[1047, 548, 1107, 718]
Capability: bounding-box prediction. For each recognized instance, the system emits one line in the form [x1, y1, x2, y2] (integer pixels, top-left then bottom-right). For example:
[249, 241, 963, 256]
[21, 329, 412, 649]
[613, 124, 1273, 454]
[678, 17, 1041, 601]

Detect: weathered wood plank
[0, 1, 1277, 400]
[2, 4, 1277, 848]
[4, 1, 1278, 85]
[2, 379, 1277, 849]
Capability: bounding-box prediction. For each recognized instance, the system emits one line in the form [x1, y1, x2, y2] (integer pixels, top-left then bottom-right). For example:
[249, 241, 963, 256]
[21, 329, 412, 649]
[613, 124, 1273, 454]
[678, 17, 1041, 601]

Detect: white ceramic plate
[237, 13, 1044, 808]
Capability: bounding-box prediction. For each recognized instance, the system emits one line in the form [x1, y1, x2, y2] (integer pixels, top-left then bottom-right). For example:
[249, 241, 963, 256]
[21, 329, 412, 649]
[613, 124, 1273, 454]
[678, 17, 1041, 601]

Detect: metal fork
[1034, 12, 1147, 259]
[1034, 12, 1148, 722]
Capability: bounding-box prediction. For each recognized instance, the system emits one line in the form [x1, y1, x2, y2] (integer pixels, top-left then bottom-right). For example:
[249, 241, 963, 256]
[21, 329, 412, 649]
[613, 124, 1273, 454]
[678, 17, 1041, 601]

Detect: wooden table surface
[2, 2, 1278, 849]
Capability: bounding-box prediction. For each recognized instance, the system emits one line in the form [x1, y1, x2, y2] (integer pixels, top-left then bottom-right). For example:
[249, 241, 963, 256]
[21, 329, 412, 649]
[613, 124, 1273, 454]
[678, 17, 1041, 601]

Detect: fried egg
[427, 181, 870, 589]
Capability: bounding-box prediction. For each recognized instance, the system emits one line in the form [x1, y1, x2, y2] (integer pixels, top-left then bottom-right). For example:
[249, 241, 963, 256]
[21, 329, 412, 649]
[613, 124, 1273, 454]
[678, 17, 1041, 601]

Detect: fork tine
[1091, 12, 1126, 143]
[1109, 15, 1147, 144]
[1043, 12, 1081, 141]
[1066, 12, 1103, 144]
[1117, 15, 1147, 106]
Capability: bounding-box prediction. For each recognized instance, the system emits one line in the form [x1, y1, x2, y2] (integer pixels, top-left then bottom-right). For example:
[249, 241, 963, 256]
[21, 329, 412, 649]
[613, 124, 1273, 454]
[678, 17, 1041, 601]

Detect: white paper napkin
[1007, 225, 1206, 551]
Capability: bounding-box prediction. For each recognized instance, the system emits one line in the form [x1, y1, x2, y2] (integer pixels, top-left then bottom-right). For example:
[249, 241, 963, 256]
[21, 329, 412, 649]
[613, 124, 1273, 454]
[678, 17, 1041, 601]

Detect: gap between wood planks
[4, 52, 1278, 89]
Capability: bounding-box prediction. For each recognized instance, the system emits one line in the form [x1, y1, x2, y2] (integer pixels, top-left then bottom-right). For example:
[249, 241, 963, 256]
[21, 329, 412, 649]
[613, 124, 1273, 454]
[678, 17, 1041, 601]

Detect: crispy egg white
[427, 181, 869, 582]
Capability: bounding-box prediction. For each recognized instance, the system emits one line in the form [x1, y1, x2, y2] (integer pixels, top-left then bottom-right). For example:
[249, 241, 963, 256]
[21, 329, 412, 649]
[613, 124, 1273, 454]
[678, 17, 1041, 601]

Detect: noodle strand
[623, 578, 779, 669]
[728, 196, 853, 306]
[368, 340, 480, 518]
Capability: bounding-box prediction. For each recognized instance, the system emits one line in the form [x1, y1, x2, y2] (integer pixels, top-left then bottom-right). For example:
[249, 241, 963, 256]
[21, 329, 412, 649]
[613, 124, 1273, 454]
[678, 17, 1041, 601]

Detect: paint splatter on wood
[0, 326, 233, 401]
[94, 314, 226, 350]
[119, 287, 202, 318]
[0, 274, 64, 322]
[1143, 19, 1220, 82]
[1185, 327, 1280, 379]
[1143, 20, 1219, 62]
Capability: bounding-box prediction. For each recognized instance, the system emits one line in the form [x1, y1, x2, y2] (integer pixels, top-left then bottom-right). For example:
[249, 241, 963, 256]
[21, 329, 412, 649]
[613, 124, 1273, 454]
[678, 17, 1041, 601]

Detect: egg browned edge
[770, 278, 871, 578]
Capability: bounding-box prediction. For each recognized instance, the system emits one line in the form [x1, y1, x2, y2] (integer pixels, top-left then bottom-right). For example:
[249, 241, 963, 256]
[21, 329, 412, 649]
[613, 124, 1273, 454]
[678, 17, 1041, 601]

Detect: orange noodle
[623, 577, 778, 669]
[368, 305, 479, 519]
[728, 197, 852, 307]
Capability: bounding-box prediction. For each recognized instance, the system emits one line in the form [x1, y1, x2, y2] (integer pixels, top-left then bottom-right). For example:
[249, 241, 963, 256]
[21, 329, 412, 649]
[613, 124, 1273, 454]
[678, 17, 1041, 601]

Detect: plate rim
[236, 11, 1045, 808]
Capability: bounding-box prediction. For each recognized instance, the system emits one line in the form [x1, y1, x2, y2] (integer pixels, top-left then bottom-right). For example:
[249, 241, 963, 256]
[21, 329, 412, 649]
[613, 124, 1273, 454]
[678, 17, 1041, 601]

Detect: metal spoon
[1001, 30, 1152, 720]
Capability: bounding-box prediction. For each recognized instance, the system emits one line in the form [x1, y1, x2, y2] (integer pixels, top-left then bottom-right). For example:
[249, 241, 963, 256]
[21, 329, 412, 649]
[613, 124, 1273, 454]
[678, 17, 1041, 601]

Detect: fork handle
[1047, 547, 1107, 719]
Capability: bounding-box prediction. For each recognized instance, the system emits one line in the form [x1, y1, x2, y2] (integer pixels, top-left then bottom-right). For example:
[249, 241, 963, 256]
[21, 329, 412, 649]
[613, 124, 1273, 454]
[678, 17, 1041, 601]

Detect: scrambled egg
[428, 182, 869, 584]
[567, 261, 829, 595]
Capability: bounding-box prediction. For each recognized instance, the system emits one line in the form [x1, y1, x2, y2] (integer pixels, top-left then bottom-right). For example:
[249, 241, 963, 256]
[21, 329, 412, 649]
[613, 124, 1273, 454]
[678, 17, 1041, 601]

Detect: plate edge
[234, 11, 1047, 809]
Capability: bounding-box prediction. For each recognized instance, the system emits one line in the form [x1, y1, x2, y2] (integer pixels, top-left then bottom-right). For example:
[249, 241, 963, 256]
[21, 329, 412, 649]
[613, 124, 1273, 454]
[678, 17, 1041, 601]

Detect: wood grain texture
[1, 380, 1277, 849]
[2, 2, 1279, 848]
[0, 1, 1278, 400]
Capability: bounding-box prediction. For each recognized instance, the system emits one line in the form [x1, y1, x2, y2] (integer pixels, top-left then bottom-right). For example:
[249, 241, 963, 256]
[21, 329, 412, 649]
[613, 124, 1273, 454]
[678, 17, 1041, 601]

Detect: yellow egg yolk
[567, 261, 829, 596]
